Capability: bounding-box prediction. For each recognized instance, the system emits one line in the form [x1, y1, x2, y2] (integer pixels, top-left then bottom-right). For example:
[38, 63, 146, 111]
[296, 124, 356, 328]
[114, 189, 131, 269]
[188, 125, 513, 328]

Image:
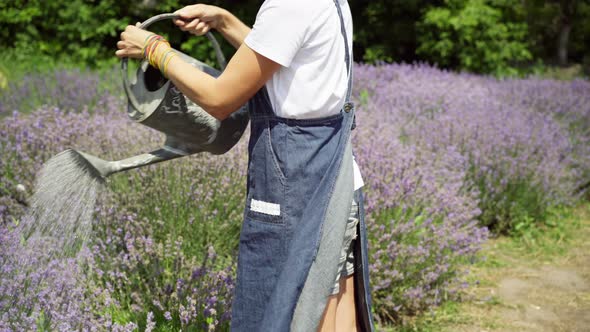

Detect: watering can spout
[71, 147, 185, 179]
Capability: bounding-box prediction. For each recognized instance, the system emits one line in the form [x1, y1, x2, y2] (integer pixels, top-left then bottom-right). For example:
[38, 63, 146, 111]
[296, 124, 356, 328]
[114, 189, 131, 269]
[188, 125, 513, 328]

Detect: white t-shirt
[245, 0, 364, 190]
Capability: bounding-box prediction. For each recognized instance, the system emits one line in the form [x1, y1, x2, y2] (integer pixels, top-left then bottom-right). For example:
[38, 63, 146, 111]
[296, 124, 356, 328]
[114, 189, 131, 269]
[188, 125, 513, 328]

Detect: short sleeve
[244, 0, 312, 67]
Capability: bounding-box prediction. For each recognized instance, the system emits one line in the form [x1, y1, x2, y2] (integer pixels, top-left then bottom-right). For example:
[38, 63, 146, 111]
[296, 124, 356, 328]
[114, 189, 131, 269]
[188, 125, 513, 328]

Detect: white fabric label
[251, 199, 281, 216]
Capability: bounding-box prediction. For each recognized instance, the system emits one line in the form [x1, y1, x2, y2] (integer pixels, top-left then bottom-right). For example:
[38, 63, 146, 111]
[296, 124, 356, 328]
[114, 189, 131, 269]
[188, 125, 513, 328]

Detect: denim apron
[230, 1, 374, 331]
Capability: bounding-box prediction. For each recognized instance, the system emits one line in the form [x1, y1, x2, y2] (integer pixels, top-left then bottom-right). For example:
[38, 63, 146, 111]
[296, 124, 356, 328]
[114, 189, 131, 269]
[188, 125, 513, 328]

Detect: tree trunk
[556, 0, 576, 66]
[557, 22, 571, 66]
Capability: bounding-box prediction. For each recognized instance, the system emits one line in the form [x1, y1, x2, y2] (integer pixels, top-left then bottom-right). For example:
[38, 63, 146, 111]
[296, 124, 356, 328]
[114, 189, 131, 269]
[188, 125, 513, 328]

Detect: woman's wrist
[215, 8, 232, 34]
[214, 9, 251, 49]
[144, 36, 173, 72]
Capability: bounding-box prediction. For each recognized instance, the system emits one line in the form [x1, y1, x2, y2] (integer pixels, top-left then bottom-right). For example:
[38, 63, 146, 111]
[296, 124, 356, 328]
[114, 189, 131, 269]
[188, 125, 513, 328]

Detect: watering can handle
[121, 13, 228, 113]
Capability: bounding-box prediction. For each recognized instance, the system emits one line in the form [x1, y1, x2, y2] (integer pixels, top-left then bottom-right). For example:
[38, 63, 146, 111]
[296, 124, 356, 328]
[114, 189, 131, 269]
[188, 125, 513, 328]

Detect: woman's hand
[115, 24, 155, 59]
[174, 4, 227, 36]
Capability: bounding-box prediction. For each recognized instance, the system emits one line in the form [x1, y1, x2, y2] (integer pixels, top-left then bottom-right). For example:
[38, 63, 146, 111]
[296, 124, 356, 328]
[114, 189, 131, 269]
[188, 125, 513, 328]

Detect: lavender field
[1, 64, 589, 331]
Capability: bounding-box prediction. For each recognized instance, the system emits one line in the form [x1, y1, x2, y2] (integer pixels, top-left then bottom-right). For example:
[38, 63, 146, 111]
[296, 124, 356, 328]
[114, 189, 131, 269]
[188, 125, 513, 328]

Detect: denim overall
[230, 1, 374, 331]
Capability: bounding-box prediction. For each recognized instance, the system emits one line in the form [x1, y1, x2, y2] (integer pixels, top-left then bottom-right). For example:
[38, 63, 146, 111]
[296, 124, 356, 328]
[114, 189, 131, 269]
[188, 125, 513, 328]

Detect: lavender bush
[0, 99, 242, 330]
[496, 77, 590, 198]
[0, 68, 120, 115]
[1, 64, 587, 328]
[0, 221, 95, 331]
[355, 63, 588, 234]
[358, 139, 487, 322]
[86, 205, 235, 331]
[352, 68, 489, 322]
[0, 99, 153, 330]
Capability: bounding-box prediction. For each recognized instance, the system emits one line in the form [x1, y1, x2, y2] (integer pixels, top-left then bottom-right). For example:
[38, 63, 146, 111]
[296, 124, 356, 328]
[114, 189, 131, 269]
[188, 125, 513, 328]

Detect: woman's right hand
[174, 4, 226, 36]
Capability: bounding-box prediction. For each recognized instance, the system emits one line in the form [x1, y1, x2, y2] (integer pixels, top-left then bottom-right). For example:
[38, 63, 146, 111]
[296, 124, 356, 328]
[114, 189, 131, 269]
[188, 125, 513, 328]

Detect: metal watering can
[70, 13, 249, 179]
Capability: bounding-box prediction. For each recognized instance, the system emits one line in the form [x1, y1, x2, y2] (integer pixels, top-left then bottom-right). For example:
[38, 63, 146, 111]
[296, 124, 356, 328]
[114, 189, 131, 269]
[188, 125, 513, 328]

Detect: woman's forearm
[164, 43, 280, 121]
[217, 9, 251, 49]
[165, 56, 238, 120]
[116, 21, 272, 121]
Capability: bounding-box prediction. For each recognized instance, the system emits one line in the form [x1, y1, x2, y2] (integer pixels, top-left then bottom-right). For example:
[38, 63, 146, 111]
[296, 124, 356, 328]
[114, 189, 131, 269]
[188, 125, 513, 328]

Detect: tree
[349, 0, 444, 63]
[416, 0, 532, 75]
[556, 0, 577, 66]
[0, 0, 260, 66]
[523, 0, 590, 68]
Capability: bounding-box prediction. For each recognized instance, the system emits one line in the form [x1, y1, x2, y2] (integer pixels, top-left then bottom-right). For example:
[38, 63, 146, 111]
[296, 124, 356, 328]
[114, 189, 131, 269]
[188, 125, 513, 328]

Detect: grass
[0, 49, 118, 81]
[378, 202, 590, 331]
[530, 64, 588, 81]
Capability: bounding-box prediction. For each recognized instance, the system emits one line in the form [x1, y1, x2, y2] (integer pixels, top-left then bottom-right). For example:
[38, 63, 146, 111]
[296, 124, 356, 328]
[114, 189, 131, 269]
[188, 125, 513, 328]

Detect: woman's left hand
[115, 24, 154, 59]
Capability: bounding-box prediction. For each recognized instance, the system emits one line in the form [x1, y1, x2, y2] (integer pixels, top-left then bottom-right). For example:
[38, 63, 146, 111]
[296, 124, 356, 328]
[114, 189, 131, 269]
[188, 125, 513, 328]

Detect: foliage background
[1, 0, 589, 75]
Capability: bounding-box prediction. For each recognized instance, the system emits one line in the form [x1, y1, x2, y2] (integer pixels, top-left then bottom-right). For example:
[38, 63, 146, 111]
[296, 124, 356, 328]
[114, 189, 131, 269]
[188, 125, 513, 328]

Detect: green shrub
[417, 0, 532, 75]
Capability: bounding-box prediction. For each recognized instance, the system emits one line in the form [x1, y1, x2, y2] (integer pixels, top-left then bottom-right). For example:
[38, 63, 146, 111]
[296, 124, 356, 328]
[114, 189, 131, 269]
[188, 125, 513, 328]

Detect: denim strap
[333, 0, 353, 103]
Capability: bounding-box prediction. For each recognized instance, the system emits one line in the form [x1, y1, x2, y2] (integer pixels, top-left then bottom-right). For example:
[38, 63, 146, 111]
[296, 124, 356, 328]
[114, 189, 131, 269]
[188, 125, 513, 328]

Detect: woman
[116, 1, 373, 331]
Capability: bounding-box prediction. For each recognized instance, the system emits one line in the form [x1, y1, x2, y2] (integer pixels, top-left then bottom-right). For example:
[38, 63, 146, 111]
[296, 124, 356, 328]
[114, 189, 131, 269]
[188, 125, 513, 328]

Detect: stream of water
[22, 149, 105, 256]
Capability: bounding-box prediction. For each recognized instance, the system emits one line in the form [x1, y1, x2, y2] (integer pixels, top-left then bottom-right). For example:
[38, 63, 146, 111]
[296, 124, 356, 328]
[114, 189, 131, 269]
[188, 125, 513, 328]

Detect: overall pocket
[265, 119, 288, 184]
[245, 119, 288, 224]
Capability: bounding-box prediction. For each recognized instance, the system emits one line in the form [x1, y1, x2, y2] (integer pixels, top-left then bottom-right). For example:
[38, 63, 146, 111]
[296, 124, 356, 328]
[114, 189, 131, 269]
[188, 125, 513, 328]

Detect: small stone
[16, 184, 26, 193]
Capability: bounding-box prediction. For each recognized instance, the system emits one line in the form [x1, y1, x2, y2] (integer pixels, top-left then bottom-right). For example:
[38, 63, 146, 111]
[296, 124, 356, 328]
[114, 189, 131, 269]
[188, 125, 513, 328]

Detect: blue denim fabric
[354, 189, 375, 330]
[229, 1, 374, 331]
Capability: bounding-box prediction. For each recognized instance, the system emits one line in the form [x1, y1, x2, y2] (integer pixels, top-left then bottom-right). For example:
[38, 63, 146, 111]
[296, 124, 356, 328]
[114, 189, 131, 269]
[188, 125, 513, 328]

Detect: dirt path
[494, 263, 590, 331]
[449, 205, 590, 332]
